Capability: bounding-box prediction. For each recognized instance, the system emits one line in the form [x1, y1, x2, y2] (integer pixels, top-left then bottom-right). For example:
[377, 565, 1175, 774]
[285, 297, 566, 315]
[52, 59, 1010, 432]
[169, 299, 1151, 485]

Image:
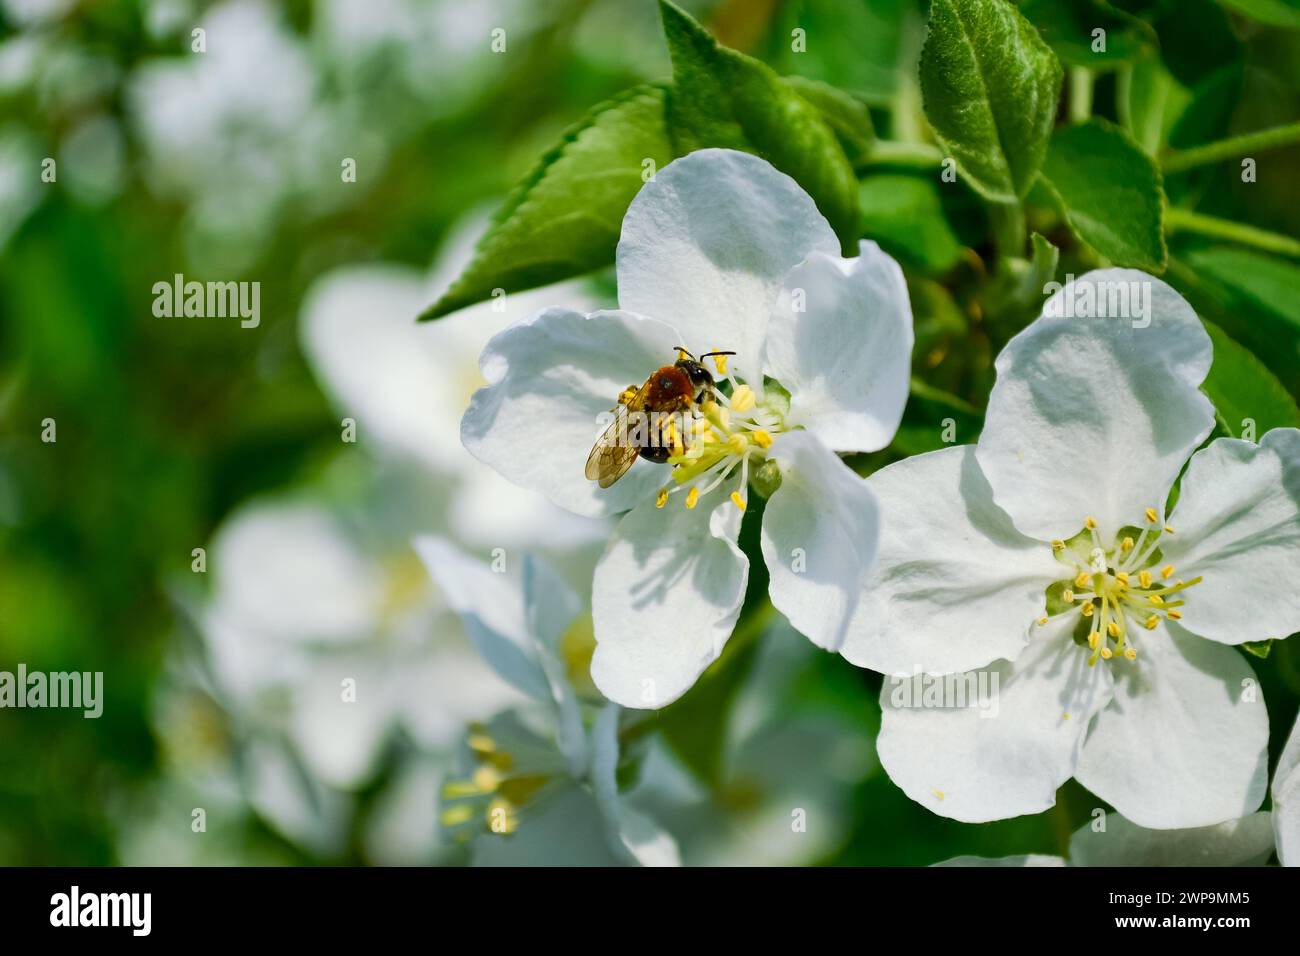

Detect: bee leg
[616, 384, 640, 406]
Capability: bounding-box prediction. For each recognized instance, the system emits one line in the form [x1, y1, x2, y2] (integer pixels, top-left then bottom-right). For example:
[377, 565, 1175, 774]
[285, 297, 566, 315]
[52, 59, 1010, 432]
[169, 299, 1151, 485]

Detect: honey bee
[584, 348, 734, 488]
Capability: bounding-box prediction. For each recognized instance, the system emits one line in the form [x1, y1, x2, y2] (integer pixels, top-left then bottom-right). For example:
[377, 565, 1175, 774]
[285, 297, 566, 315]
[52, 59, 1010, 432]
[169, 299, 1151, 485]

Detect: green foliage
[918, 0, 1063, 202]
[421, 86, 674, 320]
[859, 174, 962, 273]
[658, 0, 860, 248]
[1201, 320, 1300, 438]
[1040, 119, 1167, 271]
[1021, 0, 1157, 68]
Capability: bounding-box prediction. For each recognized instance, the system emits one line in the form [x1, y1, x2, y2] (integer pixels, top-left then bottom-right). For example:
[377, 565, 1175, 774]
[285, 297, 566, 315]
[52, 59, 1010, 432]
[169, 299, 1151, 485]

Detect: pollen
[731, 384, 756, 413]
[730, 491, 746, 512]
[1107, 621, 1120, 638]
[1081, 602, 1095, 618]
[1145, 615, 1158, 630]
[1074, 571, 1092, 589]
[1139, 570, 1152, 589]
[1149, 594, 1165, 606]
[1145, 507, 1159, 524]
[1084, 516, 1097, 530]
[685, 487, 700, 510]
[1088, 631, 1100, 649]
[1115, 571, 1130, 587]
[1124, 647, 1138, 661]
[1100, 646, 1113, 660]
[655, 488, 668, 509]
[1161, 564, 1175, 579]
[1121, 536, 1134, 552]
[751, 428, 773, 449]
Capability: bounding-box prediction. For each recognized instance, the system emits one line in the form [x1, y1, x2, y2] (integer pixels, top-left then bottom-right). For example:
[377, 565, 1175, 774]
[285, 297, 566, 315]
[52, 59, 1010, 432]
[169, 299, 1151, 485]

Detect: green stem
[1160, 121, 1300, 174]
[1068, 67, 1093, 124]
[989, 201, 1026, 267]
[1165, 207, 1300, 259]
[861, 139, 944, 171]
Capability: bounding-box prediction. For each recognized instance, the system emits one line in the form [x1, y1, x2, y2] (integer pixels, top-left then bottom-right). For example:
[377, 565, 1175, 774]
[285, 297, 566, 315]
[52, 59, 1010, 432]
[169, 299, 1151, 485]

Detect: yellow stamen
[1037, 617, 1048, 626]
[1051, 539, 1066, 551]
[1084, 516, 1097, 530]
[1081, 603, 1095, 618]
[1062, 589, 1075, 602]
[1107, 621, 1120, 638]
[1164, 524, 1175, 534]
[710, 349, 728, 375]
[731, 384, 756, 413]
[1167, 609, 1182, 620]
[1145, 507, 1158, 524]
[467, 734, 496, 753]
[472, 765, 502, 792]
[751, 428, 773, 449]
[1115, 571, 1130, 587]
[1138, 570, 1152, 589]
[1161, 564, 1175, 579]
[1100, 646, 1113, 660]
[1145, 615, 1158, 630]
[726, 433, 749, 455]
[1124, 647, 1137, 661]
[730, 491, 746, 512]
[439, 804, 475, 827]
[655, 488, 668, 509]
[1075, 571, 1092, 589]
[1088, 631, 1100, 649]
[685, 487, 700, 510]
[1121, 536, 1134, 552]
[1149, 594, 1165, 606]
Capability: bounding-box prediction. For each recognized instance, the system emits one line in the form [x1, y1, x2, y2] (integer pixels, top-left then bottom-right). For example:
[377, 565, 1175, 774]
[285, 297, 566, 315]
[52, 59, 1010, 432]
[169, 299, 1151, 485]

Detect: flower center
[439, 725, 551, 838]
[653, 351, 790, 514]
[1039, 509, 1203, 666]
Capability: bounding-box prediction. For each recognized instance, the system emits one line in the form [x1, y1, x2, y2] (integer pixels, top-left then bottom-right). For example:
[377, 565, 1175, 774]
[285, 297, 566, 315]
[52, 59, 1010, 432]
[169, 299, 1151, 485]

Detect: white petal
[1275, 713, 1300, 866]
[591, 704, 681, 866]
[616, 148, 838, 382]
[1076, 624, 1268, 829]
[976, 269, 1215, 541]
[877, 618, 1113, 823]
[413, 536, 551, 700]
[523, 554, 588, 774]
[289, 651, 396, 789]
[760, 432, 880, 652]
[1160, 429, 1300, 645]
[590, 487, 748, 709]
[934, 854, 1066, 867]
[461, 307, 681, 518]
[765, 241, 913, 452]
[210, 499, 384, 643]
[839, 446, 1061, 675]
[1069, 810, 1274, 866]
[470, 783, 629, 867]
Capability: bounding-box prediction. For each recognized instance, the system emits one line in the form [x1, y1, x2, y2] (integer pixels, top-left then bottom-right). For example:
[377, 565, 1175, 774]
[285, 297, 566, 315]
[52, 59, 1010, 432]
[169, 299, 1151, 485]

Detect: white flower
[937, 810, 1275, 867]
[852, 269, 1300, 829]
[462, 148, 914, 709]
[299, 215, 607, 551]
[1275, 713, 1300, 866]
[416, 536, 679, 866]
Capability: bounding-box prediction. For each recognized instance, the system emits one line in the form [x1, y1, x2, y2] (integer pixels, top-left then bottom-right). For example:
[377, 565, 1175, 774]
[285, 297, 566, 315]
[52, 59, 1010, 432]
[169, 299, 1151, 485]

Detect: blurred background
[1, 0, 1298, 865]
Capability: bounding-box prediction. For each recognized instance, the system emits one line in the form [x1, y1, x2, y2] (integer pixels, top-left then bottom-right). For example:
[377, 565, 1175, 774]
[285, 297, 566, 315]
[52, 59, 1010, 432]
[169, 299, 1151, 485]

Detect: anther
[1138, 570, 1152, 589]
[1084, 516, 1097, 530]
[1167, 609, 1182, 620]
[1121, 536, 1134, 552]
[1145, 507, 1158, 524]
[710, 348, 728, 375]
[731, 384, 756, 413]
[1062, 589, 1075, 602]
[1124, 647, 1137, 661]
[685, 487, 700, 509]
[1161, 564, 1175, 579]
[1052, 539, 1066, 551]
[730, 491, 746, 512]
[1100, 647, 1113, 660]
[655, 488, 668, 509]
[1088, 631, 1100, 649]
[1075, 571, 1092, 589]
[751, 429, 773, 449]
[1081, 603, 1095, 618]
[1144, 615, 1158, 630]
[1107, 621, 1120, 638]
[1115, 571, 1130, 588]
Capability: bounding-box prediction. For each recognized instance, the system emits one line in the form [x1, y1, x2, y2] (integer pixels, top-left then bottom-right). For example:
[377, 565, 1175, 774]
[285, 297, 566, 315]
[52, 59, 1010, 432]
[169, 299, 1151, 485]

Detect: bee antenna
[698, 350, 736, 359]
[673, 345, 695, 358]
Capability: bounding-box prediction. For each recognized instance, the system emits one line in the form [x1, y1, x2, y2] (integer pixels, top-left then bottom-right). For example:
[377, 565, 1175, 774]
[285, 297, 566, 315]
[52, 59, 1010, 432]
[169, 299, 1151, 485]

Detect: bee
[584, 348, 735, 488]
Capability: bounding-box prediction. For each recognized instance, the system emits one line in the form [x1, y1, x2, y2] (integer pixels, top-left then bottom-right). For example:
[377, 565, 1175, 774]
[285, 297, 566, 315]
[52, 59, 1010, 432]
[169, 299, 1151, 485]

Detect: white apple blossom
[937, 809, 1275, 867]
[416, 536, 680, 866]
[847, 269, 1300, 829]
[1275, 712, 1300, 866]
[462, 148, 914, 709]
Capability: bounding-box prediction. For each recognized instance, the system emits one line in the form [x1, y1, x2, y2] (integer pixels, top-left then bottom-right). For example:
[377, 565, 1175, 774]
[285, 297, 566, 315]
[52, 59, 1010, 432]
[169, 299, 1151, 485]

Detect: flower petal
[765, 241, 913, 452]
[976, 269, 1214, 541]
[1160, 429, 1300, 645]
[934, 854, 1067, 867]
[1274, 713, 1300, 866]
[616, 148, 839, 382]
[1068, 810, 1274, 866]
[877, 617, 1113, 823]
[461, 307, 681, 518]
[523, 553, 588, 774]
[591, 704, 682, 867]
[760, 431, 880, 652]
[413, 536, 551, 701]
[839, 445, 1061, 675]
[590, 487, 748, 709]
[1075, 624, 1268, 830]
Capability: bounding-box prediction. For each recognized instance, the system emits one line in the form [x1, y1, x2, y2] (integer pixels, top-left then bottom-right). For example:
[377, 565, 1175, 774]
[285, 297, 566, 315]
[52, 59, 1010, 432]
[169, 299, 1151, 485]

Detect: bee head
[676, 358, 715, 392]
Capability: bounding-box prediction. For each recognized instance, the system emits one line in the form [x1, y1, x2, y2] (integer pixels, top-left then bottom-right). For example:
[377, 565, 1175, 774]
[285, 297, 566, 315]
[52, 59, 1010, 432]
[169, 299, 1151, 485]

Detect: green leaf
[858, 174, 961, 273]
[1201, 319, 1300, 438]
[659, 0, 860, 247]
[1118, 55, 1191, 155]
[1216, 0, 1300, 29]
[420, 85, 674, 320]
[918, 0, 1063, 202]
[782, 75, 875, 170]
[1020, 0, 1157, 69]
[1241, 639, 1274, 660]
[1040, 118, 1167, 271]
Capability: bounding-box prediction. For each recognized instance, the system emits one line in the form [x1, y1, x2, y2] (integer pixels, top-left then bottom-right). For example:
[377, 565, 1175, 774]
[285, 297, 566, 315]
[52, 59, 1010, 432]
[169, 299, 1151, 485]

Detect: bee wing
[585, 386, 649, 488]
